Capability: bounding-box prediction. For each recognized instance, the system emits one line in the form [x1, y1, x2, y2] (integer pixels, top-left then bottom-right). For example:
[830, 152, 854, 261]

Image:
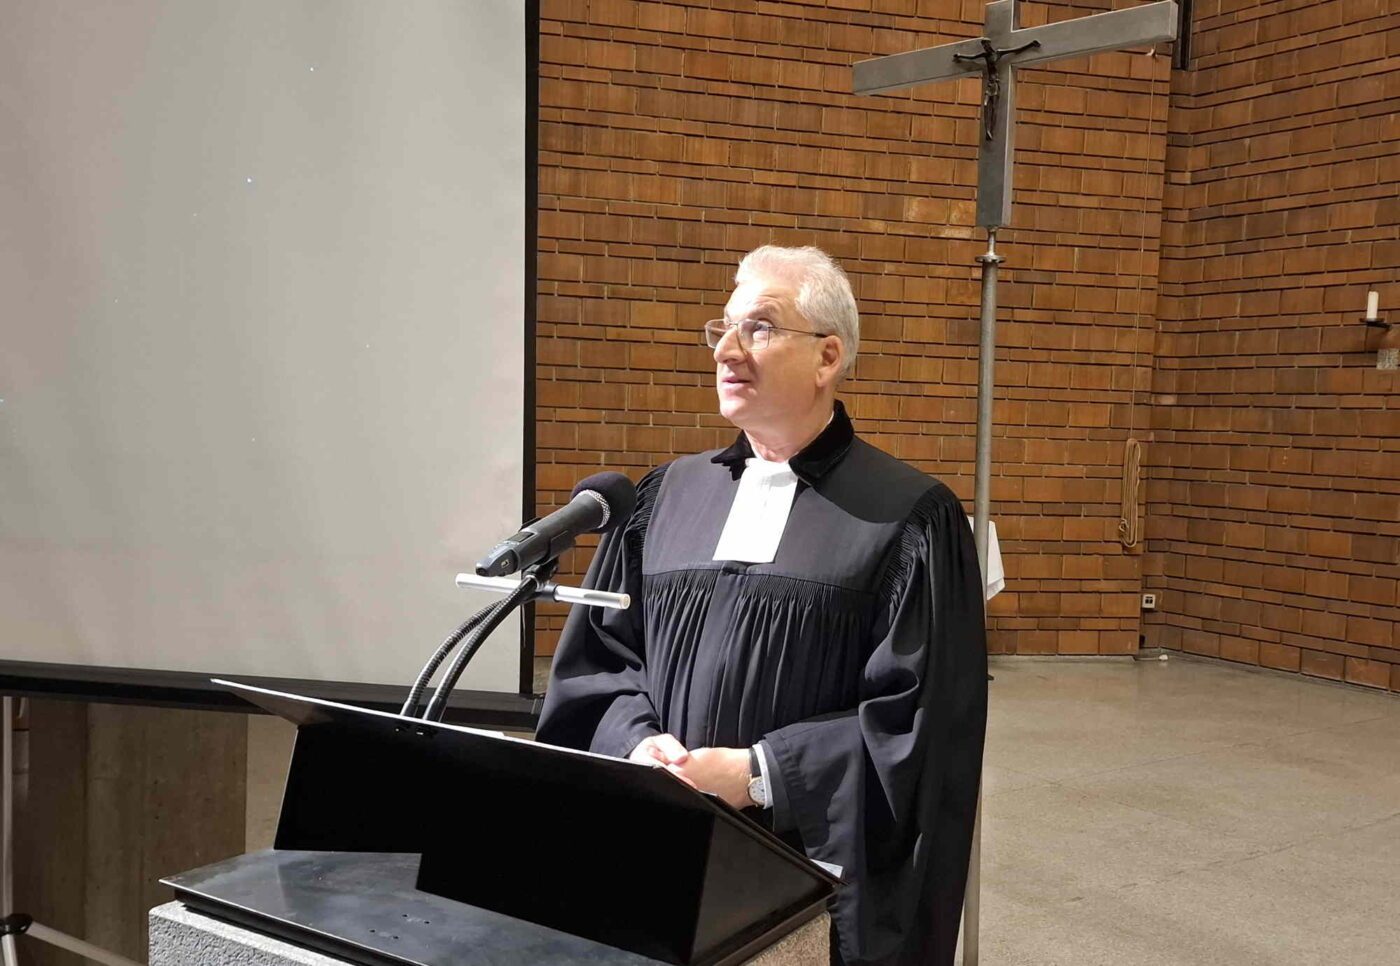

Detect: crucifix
[852, 2, 1178, 963]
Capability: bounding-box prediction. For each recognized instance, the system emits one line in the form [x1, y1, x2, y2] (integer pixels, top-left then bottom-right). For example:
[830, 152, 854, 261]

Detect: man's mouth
[721, 373, 750, 385]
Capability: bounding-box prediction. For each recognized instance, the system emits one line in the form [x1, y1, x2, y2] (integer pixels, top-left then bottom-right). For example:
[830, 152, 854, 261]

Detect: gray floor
[975, 656, 1400, 966]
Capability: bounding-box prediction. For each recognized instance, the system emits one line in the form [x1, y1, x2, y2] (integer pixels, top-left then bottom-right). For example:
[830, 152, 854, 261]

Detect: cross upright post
[852, 3, 1178, 963]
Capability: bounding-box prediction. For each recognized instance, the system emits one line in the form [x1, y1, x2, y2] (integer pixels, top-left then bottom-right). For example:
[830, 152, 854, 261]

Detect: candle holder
[1362, 315, 1391, 331]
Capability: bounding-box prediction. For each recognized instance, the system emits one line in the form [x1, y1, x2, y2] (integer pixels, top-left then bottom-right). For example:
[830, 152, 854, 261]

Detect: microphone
[475, 471, 637, 577]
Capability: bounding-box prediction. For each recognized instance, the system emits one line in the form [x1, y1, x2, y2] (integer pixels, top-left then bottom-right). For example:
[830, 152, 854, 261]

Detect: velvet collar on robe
[710, 399, 854, 484]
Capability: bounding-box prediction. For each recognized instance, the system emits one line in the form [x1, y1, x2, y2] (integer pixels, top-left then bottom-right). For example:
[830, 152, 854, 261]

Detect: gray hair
[735, 245, 860, 378]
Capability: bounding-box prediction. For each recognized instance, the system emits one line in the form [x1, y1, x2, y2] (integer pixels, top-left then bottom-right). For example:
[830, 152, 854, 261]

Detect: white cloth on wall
[969, 516, 1005, 601]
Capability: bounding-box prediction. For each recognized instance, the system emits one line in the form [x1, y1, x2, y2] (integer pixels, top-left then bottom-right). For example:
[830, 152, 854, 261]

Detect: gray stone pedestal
[150, 902, 829, 966]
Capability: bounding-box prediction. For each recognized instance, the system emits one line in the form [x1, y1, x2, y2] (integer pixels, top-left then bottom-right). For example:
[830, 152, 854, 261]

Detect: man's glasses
[703, 318, 830, 351]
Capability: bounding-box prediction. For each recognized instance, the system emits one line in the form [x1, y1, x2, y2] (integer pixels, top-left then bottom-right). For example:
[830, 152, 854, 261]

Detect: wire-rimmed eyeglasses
[703, 318, 831, 351]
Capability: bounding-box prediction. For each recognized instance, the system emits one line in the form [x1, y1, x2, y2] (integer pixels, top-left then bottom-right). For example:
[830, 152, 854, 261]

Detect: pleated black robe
[536, 402, 988, 966]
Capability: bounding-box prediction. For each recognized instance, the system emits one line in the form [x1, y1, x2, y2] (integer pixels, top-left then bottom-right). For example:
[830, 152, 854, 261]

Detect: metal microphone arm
[455, 573, 631, 611]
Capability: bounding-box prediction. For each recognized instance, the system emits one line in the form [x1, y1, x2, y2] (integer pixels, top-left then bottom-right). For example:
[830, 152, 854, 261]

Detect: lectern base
[150, 903, 828, 966]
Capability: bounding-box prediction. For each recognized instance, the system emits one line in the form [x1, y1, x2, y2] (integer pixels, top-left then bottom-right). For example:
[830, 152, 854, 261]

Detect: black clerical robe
[536, 402, 988, 966]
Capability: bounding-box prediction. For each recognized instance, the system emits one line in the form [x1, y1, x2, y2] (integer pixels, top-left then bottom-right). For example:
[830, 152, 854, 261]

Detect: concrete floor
[974, 656, 1400, 966]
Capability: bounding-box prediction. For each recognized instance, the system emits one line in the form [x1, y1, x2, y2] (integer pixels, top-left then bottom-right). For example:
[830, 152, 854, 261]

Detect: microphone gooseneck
[422, 574, 538, 722]
[400, 607, 495, 718]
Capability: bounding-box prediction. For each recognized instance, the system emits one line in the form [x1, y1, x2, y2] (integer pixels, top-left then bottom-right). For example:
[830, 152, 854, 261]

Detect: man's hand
[628, 734, 699, 788]
[628, 733, 691, 767]
[672, 747, 752, 809]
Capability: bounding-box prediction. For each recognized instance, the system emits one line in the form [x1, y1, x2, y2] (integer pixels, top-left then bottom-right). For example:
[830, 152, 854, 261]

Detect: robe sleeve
[761, 483, 988, 966]
[534, 465, 668, 758]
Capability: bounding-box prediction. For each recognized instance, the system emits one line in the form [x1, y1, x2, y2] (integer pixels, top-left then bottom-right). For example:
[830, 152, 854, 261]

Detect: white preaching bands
[711, 456, 801, 564]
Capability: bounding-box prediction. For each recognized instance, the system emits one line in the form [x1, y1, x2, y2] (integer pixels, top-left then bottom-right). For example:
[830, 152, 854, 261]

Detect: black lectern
[164, 681, 838, 966]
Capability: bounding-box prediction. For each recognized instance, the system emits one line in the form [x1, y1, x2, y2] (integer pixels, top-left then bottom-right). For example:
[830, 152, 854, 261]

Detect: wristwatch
[746, 746, 770, 808]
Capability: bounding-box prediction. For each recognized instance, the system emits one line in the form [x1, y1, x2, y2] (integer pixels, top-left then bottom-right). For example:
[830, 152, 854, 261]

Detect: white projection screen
[0, 1, 537, 712]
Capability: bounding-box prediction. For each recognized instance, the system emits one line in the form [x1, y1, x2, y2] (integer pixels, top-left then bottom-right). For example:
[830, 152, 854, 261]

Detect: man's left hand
[672, 746, 752, 809]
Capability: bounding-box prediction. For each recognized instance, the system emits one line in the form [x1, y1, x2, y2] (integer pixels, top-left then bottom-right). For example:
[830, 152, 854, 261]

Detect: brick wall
[532, 0, 1398, 692]
[1146, 0, 1399, 690]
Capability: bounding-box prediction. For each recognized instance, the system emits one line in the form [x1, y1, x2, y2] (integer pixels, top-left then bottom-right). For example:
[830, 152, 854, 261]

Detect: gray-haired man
[539, 246, 987, 966]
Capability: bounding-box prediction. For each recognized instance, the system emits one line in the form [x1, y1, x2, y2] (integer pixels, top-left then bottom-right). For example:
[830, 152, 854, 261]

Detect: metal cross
[853, 5, 1179, 964]
[853, 0, 1179, 228]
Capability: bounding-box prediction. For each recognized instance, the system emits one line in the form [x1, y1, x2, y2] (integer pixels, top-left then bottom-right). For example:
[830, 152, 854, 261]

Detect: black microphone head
[571, 471, 636, 534]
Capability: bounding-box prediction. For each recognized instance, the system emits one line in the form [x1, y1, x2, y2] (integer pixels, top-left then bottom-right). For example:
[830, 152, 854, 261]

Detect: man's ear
[816, 336, 845, 388]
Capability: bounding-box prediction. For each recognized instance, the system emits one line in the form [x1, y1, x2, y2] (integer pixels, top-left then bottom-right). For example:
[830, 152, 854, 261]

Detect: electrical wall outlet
[1141, 593, 1157, 611]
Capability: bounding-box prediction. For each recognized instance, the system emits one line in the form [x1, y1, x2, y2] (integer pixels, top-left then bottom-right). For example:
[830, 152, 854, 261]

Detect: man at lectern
[537, 245, 988, 966]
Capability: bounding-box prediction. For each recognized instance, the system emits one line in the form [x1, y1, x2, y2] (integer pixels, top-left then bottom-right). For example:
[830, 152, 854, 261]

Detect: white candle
[1366, 290, 1379, 319]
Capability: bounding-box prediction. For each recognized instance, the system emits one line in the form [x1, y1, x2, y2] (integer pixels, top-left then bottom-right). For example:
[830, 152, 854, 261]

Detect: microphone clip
[455, 561, 631, 612]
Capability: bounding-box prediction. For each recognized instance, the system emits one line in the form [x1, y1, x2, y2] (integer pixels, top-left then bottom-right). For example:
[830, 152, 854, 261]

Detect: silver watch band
[748, 743, 772, 808]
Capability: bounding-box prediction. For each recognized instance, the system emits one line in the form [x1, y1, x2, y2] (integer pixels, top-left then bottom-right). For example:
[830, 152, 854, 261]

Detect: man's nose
[713, 325, 746, 365]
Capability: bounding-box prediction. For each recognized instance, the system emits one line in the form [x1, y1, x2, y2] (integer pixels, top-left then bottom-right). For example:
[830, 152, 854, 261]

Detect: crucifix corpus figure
[853, 2, 1178, 964]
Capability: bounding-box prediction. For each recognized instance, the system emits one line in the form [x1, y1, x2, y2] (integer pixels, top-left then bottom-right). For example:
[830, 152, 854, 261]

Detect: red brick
[1220, 637, 1260, 666]
[1345, 658, 1391, 690]
[1259, 643, 1302, 672]
[530, 0, 1397, 683]
[1300, 650, 1345, 681]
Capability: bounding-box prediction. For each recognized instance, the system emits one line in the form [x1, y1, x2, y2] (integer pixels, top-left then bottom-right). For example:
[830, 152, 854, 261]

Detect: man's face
[713, 273, 833, 431]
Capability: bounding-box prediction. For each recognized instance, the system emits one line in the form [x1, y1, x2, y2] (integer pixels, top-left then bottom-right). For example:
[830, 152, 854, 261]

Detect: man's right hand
[628, 734, 699, 788]
[628, 733, 690, 767]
